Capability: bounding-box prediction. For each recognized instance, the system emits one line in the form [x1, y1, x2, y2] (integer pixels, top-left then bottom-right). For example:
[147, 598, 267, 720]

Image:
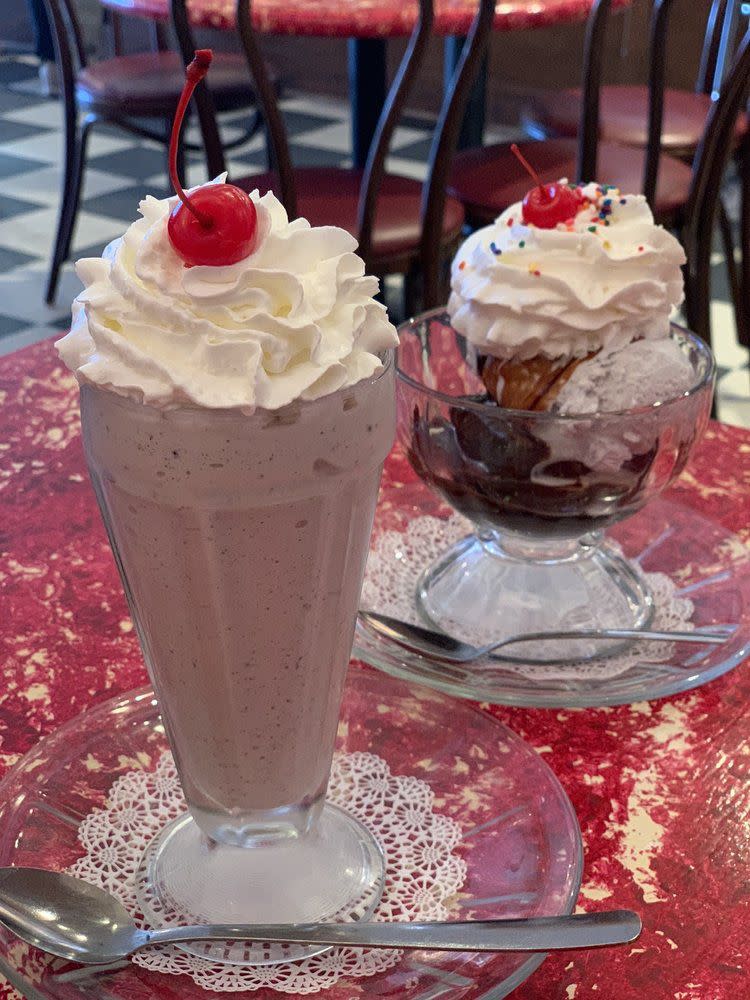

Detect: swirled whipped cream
[56, 179, 397, 411]
[448, 182, 686, 362]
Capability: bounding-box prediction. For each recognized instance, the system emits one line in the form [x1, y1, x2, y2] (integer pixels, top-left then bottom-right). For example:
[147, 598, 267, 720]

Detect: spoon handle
[486, 628, 730, 654]
[358, 611, 729, 665]
[146, 910, 641, 953]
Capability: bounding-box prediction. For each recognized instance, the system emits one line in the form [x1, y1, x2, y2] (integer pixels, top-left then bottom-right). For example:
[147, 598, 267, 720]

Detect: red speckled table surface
[1, 337, 750, 999]
[98, 0, 629, 38]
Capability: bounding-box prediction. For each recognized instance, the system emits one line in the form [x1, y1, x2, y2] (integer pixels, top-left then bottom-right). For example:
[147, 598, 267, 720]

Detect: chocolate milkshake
[80, 365, 394, 841]
[57, 175, 398, 944]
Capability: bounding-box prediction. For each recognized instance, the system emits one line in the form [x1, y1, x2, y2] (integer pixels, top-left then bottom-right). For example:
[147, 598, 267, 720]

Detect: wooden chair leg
[46, 115, 91, 305]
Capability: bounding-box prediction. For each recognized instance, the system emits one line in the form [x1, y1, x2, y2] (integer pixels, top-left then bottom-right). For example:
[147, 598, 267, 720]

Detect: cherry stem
[169, 49, 213, 228]
[510, 144, 551, 203]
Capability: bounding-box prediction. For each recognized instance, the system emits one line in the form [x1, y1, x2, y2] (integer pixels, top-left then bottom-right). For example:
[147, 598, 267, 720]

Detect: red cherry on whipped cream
[167, 49, 257, 266]
[510, 144, 579, 229]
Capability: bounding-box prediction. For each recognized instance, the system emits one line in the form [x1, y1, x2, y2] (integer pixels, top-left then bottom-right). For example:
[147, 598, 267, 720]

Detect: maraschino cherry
[510, 144, 578, 229]
[167, 49, 257, 266]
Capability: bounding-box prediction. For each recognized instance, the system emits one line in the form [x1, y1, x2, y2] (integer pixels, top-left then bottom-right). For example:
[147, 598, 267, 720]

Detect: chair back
[420, 0, 496, 308]
[41, 0, 86, 67]
[640, 0, 680, 203]
[683, 24, 750, 341]
[642, 0, 741, 204]
[577, 0, 745, 205]
[697, 0, 741, 95]
[577, 0, 614, 184]
[170, 0, 232, 178]
[357, 0, 434, 262]
[233, 0, 434, 265]
[41, 0, 87, 119]
[577, 0, 744, 203]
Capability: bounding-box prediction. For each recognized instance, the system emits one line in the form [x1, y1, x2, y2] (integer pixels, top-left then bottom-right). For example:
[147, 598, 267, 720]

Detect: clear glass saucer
[0, 665, 581, 1000]
[355, 496, 750, 708]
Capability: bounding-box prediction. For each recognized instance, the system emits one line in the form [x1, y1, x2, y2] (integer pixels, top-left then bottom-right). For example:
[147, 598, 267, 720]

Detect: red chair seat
[526, 85, 748, 157]
[235, 168, 465, 267]
[448, 138, 694, 228]
[77, 51, 262, 117]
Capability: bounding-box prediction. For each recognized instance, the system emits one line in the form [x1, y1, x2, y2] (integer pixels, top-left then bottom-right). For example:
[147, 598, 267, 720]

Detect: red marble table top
[1, 337, 750, 998]
[99, 0, 629, 38]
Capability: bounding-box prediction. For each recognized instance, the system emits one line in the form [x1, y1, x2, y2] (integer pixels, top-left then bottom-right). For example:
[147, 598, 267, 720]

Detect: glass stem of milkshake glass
[80, 355, 395, 963]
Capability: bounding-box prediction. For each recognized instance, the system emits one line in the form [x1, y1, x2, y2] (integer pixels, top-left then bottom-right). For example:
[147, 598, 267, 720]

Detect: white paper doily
[69, 750, 467, 994]
[360, 513, 695, 682]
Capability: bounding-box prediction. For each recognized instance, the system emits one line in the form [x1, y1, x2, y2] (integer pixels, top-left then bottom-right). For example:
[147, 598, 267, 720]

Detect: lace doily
[361, 513, 695, 681]
[69, 750, 466, 994]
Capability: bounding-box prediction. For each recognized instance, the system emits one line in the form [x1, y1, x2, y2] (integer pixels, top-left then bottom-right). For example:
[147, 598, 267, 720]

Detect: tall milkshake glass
[79, 356, 395, 954]
[58, 84, 400, 953]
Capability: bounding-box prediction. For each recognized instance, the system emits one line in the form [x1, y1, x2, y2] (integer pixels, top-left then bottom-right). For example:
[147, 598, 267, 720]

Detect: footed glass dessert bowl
[397, 310, 715, 663]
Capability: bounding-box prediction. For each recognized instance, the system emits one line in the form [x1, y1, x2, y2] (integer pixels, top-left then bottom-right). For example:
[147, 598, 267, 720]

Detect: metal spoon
[359, 610, 729, 664]
[0, 868, 640, 964]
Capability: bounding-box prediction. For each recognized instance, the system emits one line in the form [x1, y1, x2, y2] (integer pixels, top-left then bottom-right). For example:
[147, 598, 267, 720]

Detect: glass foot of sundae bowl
[417, 531, 654, 662]
[398, 311, 715, 664]
[136, 805, 384, 965]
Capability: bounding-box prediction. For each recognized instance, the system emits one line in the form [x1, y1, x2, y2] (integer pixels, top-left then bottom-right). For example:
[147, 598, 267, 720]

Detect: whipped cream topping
[57, 180, 397, 411]
[448, 183, 686, 362]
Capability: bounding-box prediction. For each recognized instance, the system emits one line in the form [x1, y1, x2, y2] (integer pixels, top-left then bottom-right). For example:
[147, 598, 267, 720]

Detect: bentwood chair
[447, 0, 695, 226]
[42, 0, 271, 304]
[446, 0, 750, 348]
[525, 2, 746, 168]
[169, 0, 496, 314]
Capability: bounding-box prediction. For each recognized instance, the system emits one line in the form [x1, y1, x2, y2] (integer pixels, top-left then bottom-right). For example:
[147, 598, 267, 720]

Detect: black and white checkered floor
[1, 52, 748, 425]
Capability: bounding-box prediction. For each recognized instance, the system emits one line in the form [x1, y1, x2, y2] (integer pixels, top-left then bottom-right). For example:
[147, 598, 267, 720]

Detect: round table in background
[98, 0, 630, 166]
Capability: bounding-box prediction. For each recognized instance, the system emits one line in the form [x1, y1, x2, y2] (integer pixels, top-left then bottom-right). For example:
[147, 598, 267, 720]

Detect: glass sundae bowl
[396, 309, 715, 663]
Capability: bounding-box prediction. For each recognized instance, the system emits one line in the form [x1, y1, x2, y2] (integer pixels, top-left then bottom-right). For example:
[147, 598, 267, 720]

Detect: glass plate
[355, 496, 750, 708]
[0, 665, 581, 1000]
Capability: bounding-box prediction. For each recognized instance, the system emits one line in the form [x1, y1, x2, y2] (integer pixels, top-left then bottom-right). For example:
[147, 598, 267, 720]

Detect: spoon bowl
[0, 868, 148, 964]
